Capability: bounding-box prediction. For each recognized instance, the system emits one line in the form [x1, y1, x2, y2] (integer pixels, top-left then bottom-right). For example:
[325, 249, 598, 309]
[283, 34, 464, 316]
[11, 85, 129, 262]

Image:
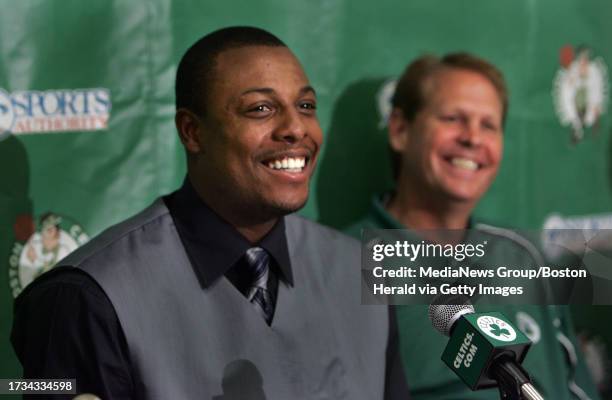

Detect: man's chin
[269, 198, 308, 216]
[230, 193, 309, 226]
[261, 193, 309, 218]
[442, 189, 485, 205]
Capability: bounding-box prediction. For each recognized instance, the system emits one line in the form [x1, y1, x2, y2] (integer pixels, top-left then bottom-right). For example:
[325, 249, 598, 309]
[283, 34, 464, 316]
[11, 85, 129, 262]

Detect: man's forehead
[213, 45, 305, 77]
[210, 45, 311, 97]
[425, 69, 502, 109]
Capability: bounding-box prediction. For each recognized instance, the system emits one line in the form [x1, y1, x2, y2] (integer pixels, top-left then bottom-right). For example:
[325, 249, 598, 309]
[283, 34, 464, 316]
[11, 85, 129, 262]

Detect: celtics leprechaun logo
[8, 212, 88, 297]
[553, 45, 609, 144]
[376, 78, 397, 129]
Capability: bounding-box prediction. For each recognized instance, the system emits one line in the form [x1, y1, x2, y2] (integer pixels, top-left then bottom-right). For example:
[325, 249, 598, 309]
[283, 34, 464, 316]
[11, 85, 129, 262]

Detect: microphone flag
[441, 311, 532, 390]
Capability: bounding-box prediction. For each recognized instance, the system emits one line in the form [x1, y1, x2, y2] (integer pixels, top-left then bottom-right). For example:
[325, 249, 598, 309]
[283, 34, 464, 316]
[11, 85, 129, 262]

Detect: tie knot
[244, 247, 270, 289]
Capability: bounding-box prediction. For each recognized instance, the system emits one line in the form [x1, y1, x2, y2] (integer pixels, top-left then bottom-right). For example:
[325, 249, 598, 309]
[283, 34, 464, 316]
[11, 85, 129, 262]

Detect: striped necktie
[244, 247, 274, 325]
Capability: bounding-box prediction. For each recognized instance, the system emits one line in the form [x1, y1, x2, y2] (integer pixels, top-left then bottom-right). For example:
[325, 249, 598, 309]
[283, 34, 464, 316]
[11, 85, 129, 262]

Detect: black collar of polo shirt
[163, 178, 294, 289]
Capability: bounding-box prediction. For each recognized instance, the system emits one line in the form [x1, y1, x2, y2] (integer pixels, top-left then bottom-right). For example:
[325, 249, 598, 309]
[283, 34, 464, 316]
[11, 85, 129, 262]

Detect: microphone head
[428, 295, 475, 336]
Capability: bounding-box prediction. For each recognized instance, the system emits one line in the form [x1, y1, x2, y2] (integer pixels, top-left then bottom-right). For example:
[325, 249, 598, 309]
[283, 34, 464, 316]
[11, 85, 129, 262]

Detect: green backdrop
[1, 0, 611, 397]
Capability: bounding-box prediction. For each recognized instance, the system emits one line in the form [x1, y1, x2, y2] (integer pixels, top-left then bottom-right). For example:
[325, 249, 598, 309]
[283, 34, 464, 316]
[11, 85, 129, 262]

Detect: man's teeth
[267, 157, 306, 171]
[451, 157, 478, 171]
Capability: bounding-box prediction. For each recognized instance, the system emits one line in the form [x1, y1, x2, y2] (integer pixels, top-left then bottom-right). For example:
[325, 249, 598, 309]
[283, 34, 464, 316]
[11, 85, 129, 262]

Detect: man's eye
[249, 104, 272, 113]
[440, 115, 459, 122]
[482, 121, 500, 132]
[299, 102, 317, 111]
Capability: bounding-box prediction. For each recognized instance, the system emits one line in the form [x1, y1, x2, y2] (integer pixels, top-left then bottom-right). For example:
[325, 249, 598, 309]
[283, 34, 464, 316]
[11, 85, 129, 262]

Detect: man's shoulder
[473, 221, 545, 264]
[344, 215, 381, 239]
[344, 197, 397, 238]
[286, 214, 359, 248]
[285, 215, 360, 265]
[59, 198, 171, 268]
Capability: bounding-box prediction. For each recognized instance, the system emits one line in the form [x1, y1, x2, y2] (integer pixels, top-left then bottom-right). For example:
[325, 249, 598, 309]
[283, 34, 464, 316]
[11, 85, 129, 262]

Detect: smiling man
[347, 53, 600, 399]
[385, 62, 504, 228]
[11, 27, 409, 399]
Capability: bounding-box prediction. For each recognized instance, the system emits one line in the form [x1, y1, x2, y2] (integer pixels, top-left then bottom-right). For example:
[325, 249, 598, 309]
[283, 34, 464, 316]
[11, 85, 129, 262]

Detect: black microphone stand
[488, 353, 544, 400]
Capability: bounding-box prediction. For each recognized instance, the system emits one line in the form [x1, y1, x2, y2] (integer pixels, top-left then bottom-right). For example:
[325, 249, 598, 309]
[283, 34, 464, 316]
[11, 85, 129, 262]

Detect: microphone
[429, 298, 544, 400]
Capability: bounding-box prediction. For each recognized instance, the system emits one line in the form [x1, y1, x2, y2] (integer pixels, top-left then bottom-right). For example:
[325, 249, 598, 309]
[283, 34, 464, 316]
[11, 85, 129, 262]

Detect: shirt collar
[164, 178, 293, 289]
[369, 193, 480, 266]
[370, 192, 475, 229]
[370, 193, 405, 229]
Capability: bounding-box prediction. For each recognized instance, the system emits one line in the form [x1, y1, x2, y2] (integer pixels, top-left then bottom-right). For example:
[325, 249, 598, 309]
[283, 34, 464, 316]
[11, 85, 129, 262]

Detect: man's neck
[233, 220, 278, 244]
[386, 188, 473, 230]
[188, 175, 278, 244]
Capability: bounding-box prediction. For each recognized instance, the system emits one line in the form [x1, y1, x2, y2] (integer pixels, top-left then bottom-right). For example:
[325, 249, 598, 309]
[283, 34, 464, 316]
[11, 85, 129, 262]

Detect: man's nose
[458, 120, 482, 147]
[273, 108, 307, 143]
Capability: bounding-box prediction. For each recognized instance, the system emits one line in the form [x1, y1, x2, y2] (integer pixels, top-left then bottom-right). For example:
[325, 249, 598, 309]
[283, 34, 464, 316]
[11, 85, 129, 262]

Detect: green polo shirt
[346, 195, 600, 400]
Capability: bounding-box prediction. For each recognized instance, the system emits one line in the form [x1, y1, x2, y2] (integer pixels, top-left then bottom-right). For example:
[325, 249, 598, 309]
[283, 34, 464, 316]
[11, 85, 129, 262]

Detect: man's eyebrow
[239, 86, 317, 97]
[240, 87, 275, 96]
[300, 86, 316, 96]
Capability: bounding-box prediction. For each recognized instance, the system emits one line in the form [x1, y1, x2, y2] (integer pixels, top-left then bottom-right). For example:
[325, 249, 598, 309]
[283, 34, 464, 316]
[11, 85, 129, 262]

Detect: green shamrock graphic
[489, 323, 510, 337]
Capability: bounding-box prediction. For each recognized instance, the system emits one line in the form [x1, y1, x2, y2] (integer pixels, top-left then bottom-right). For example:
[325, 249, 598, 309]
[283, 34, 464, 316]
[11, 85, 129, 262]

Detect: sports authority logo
[8, 212, 89, 297]
[0, 89, 13, 139]
[476, 315, 517, 342]
[553, 45, 609, 144]
[0, 87, 111, 141]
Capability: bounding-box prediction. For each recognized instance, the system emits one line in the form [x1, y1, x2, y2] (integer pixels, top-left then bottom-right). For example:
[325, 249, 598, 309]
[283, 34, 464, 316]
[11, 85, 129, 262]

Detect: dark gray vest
[62, 199, 388, 399]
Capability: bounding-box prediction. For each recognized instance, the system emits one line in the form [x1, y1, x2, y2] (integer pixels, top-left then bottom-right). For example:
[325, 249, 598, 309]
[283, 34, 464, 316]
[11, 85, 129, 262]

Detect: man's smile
[448, 157, 479, 171]
[264, 155, 307, 172]
[257, 145, 316, 178]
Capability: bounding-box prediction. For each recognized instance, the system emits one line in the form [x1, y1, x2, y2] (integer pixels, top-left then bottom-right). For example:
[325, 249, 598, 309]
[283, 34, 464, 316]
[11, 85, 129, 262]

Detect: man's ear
[388, 107, 410, 153]
[175, 108, 203, 154]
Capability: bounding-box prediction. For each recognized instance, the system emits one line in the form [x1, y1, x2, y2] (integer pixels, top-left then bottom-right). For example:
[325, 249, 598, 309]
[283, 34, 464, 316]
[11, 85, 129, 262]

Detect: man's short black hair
[175, 26, 286, 115]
